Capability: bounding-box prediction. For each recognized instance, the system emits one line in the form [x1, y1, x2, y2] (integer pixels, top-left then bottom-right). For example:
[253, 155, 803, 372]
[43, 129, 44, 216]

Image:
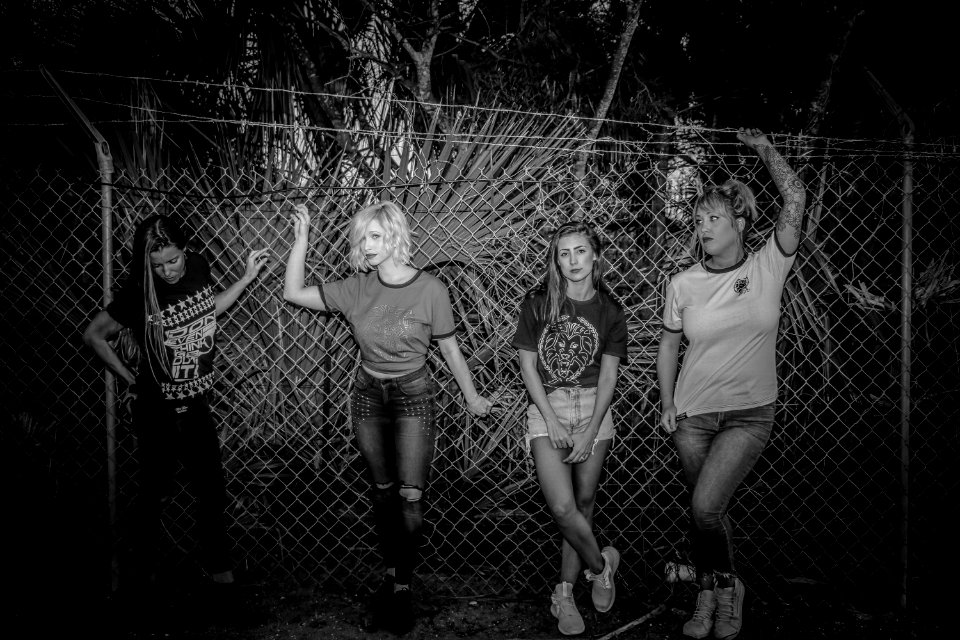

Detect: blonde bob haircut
[348, 200, 413, 271]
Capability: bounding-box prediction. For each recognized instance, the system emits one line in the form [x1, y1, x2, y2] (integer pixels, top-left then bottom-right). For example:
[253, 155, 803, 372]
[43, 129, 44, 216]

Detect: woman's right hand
[291, 204, 311, 245]
[660, 403, 678, 434]
[546, 416, 574, 449]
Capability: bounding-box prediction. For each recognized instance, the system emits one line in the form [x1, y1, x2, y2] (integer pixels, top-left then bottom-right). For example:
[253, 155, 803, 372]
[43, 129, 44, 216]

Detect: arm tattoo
[756, 144, 806, 243]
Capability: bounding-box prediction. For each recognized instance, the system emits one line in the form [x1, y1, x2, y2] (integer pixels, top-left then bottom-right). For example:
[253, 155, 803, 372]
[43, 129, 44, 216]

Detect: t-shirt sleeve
[603, 301, 628, 361]
[756, 231, 797, 284]
[430, 279, 457, 339]
[662, 276, 683, 332]
[320, 275, 360, 315]
[511, 297, 540, 352]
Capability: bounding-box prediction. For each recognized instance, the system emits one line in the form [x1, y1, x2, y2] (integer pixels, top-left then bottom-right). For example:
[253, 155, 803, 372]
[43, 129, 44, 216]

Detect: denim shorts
[524, 386, 615, 455]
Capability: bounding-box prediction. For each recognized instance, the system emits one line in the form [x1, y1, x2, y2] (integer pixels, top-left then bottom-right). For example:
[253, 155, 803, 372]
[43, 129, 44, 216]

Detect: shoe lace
[585, 564, 611, 589]
[715, 588, 734, 619]
[551, 590, 576, 616]
[692, 592, 715, 621]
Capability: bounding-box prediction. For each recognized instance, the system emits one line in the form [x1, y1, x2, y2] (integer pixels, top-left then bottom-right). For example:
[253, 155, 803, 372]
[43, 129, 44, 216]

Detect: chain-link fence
[2, 123, 957, 611]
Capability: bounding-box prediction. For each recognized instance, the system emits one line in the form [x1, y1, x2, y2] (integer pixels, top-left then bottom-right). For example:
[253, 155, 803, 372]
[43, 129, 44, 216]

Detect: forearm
[88, 337, 136, 385]
[756, 144, 807, 244]
[214, 274, 255, 315]
[438, 338, 480, 402]
[656, 339, 679, 408]
[518, 357, 560, 425]
[586, 364, 618, 435]
[283, 241, 309, 300]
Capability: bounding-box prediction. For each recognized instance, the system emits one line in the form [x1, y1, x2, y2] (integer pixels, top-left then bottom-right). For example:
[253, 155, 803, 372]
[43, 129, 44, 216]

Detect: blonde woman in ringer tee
[657, 128, 806, 640]
[283, 201, 492, 635]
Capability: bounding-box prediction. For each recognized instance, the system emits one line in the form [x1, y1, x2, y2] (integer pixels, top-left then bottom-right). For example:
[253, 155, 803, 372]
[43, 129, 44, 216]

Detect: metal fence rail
[2, 126, 957, 609]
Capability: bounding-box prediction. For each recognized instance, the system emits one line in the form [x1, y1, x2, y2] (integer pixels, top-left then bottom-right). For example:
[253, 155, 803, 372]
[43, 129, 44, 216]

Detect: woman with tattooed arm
[657, 128, 806, 640]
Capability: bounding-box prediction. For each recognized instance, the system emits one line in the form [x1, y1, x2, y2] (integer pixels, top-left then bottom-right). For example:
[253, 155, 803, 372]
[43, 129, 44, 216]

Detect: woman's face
[150, 245, 186, 284]
[361, 219, 392, 268]
[695, 205, 741, 258]
[555, 233, 596, 284]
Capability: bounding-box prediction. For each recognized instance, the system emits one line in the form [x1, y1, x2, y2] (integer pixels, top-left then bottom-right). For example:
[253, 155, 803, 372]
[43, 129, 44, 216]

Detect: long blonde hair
[531, 220, 609, 326]
[132, 215, 189, 382]
[347, 201, 412, 271]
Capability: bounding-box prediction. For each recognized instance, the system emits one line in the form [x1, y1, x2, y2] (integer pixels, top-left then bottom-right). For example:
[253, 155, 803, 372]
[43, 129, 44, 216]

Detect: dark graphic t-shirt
[512, 291, 628, 393]
[106, 252, 217, 401]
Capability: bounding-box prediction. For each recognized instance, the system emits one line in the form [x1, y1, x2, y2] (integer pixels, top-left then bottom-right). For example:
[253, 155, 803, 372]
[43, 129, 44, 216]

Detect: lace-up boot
[682, 589, 717, 638]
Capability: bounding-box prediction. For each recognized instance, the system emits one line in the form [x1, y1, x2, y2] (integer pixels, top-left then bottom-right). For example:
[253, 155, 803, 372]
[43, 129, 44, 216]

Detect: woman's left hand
[563, 430, 595, 464]
[465, 394, 493, 417]
[244, 248, 271, 282]
[737, 127, 773, 150]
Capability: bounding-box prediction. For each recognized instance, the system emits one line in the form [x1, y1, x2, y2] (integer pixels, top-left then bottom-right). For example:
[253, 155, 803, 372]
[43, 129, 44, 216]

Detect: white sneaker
[550, 582, 585, 635]
[584, 546, 620, 612]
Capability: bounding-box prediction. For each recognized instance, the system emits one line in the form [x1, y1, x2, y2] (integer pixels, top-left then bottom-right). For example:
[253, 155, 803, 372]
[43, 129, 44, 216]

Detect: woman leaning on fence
[657, 128, 806, 640]
[512, 220, 627, 637]
[283, 200, 492, 635]
[83, 215, 269, 603]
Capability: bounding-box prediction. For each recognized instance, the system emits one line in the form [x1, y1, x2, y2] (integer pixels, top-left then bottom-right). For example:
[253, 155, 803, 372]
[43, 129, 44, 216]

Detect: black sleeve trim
[662, 324, 682, 334]
[432, 329, 457, 341]
[773, 231, 798, 258]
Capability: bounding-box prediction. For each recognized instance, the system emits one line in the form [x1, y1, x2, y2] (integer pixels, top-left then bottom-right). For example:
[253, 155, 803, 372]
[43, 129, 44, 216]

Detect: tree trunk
[573, 0, 643, 181]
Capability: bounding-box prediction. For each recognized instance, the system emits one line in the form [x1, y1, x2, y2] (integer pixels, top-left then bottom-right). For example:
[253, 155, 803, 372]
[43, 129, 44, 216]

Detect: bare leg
[532, 437, 608, 583]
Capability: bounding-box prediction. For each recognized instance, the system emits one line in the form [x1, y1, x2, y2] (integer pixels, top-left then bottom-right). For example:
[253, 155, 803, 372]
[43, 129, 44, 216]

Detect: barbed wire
[9, 68, 959, 157]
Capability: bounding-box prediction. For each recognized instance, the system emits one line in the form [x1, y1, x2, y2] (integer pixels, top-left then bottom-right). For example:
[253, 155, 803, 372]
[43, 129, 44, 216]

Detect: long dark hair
[533, 220, 609, 326]
[131, 215, 189, 382]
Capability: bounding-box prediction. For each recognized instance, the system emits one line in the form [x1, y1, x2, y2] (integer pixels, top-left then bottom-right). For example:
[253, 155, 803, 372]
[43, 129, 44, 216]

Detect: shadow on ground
[11, 570, 943, 640]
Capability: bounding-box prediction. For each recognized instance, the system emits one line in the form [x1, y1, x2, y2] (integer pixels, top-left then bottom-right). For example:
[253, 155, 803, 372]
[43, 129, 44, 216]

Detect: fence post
[96, 140, 118, 592]
[41, 67, 119, 592]
[898, 127, 914, 611]
[866, 68, 915, 610]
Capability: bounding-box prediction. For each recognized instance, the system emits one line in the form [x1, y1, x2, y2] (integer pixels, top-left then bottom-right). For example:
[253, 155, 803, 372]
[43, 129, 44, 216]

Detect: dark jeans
[351, 366, 437, 585]
[130, 393, 232, 581]
[672, 403, 775, 578]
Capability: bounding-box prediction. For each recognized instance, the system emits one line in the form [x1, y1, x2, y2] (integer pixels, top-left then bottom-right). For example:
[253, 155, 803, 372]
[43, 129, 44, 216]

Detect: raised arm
[283, 204, 326, 311]
[738, 127, 807, 256]
[214, 248, 270, 315]
[83, 310, 136, 386]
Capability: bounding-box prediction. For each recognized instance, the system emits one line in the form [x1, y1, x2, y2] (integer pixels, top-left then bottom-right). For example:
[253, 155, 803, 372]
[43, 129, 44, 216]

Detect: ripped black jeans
[351, 366, 437, 585]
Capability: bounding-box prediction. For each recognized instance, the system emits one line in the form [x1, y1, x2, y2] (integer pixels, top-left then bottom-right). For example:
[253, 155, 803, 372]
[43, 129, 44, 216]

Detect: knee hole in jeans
[399, 484, 422, 502]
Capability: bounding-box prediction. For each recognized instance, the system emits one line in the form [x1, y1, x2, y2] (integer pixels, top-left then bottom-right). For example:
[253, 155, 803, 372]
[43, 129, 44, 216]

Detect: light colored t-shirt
[662, 233, 794, 416]
[320, 270, 456, 375]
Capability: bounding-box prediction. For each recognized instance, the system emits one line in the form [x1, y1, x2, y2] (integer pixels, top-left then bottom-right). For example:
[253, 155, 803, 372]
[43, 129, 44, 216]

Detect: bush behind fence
[2, 130, 957, 607]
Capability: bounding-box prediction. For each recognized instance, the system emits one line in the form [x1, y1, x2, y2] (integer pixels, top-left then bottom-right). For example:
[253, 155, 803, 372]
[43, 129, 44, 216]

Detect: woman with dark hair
[283, 201, 492, 635]
[657, 128, 807, 639]
[512, 220, 628, 636]
[83, 215, 269, 596]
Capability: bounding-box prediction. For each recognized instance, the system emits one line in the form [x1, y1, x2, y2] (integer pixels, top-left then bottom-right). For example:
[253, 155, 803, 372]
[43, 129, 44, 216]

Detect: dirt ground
[23, 572, 939, 640]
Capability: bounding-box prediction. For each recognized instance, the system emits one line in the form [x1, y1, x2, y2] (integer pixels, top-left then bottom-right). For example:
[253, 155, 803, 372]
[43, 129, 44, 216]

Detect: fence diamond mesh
[2, 126, 957, 609]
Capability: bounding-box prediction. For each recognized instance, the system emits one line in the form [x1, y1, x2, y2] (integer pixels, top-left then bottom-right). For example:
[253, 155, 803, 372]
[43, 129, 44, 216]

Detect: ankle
[715, 572, 737, 589]
[698, 571, 715, 591]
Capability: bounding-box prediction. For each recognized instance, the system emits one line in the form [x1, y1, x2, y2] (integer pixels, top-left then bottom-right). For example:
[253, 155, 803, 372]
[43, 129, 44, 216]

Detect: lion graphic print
[538, 315, 600, 386]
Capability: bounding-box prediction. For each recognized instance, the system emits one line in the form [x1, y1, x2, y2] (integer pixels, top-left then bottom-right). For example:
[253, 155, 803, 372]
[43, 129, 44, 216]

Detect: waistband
[358, 365, 429, 386]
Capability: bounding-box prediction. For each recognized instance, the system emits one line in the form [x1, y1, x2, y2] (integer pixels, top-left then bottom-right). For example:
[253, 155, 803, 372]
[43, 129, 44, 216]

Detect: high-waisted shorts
[524, 386, 614, 455]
